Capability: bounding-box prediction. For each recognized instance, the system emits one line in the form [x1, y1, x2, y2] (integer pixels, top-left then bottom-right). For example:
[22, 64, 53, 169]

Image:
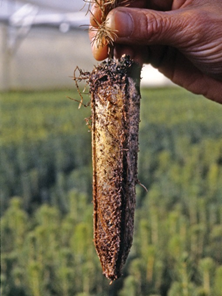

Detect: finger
[90, 3, 102, 27]
[90, 0, 148, 27]
[90, 0, 175, 27]
[106, 7, 198, 49]
[172, 0, 188, 9]
[114, 44, 147, 64]
[89, 28, 109, 60]
[156, 48, 222, 103]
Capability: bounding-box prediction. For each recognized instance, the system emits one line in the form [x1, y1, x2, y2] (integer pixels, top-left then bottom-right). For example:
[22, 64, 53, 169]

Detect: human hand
[89, 0, 222, 103]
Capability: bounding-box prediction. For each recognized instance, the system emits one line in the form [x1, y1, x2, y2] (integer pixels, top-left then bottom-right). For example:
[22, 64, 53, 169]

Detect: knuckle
[139, 11, 167, 43]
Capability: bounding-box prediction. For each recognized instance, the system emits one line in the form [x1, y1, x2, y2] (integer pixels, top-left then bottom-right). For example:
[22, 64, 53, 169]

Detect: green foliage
[1, 88, 222, 295]
[1, 90, 92, 213]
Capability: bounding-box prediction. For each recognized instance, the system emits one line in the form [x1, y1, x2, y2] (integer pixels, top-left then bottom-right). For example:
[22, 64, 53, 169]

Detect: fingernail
[106, 10, 133, 38]
[92, 40, 108, 61]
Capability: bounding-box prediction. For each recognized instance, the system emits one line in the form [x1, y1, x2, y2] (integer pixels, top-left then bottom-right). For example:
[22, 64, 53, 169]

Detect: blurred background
[0, 0, 173, 91]
[1, 1, 222, 296]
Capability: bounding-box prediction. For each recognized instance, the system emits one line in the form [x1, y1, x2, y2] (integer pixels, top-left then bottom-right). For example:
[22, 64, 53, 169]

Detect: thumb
[106, 7, 196, 49]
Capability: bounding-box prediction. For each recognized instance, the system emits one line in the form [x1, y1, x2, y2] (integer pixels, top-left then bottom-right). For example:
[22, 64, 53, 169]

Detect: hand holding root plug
[89, 0, 222, 103]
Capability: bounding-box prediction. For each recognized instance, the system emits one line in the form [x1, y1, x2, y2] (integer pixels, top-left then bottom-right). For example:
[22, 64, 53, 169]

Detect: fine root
[72, 66, 90, 108]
